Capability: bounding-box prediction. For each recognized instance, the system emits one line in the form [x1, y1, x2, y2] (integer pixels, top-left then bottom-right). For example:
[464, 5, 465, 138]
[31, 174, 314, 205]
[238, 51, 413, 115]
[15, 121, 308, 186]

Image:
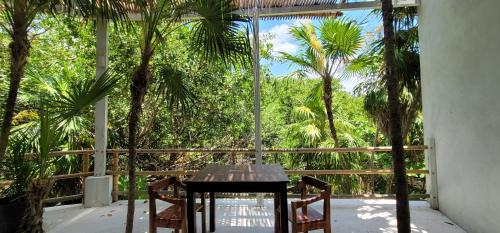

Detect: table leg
[210, 192, 216, 232]
[187, 189, 196, 233]
[279, 188, 288, 233]
[274, 192, 281, 233]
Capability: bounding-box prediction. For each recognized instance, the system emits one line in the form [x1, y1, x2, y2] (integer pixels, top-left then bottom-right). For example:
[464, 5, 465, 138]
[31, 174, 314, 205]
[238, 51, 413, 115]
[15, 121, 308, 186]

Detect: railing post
[426, 138, 439, 209]
[83, 152, 90, 173]
[112, 152, 119, 202]
[82, 152, 90, 200]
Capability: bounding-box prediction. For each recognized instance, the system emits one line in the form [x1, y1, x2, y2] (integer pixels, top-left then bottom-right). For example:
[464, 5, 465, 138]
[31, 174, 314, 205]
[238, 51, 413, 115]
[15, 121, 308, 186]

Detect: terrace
[38, 145, 443, 233]
[2, 0, 499, 232]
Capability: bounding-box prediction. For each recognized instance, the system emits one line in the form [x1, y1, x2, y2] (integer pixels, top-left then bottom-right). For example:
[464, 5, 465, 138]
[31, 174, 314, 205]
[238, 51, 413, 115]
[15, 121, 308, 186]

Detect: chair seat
[288, 206, 324, 224]
[157, 203, 204, 222]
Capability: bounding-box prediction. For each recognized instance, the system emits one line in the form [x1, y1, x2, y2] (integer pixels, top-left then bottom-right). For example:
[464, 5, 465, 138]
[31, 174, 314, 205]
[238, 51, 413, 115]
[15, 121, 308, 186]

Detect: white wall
[419, 0, 500, 232]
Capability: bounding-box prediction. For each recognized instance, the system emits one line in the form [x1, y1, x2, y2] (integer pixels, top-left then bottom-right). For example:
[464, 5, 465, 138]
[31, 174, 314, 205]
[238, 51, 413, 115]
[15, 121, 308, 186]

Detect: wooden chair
[148, 177, 206, 233]
[275, 176, 332, 233]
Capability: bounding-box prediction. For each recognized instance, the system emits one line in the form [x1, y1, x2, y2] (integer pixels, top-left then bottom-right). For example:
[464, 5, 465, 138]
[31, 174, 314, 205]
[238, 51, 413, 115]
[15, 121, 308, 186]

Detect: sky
[258, 10, 382, 92]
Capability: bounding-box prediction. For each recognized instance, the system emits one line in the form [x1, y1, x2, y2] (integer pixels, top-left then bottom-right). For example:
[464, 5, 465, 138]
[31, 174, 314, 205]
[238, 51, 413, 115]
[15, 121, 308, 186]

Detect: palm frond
[155, 65, 195, 110]
[49, 68, 121, 121]
[57, 0, 130, 23]
[279, 52, 315, 73]
[293, 106, 316, 120]
[300, 124, 322, 144]
[188, 0, 251, 66]
[342, 54, 379, 79]
[38, 109, 58, 177]
[304, 81, 325, 112]
[289, 23, 325, 74]
[133, 0, 177, 51]
[0, 0, 130, 37]
[320, 18, 363, 62]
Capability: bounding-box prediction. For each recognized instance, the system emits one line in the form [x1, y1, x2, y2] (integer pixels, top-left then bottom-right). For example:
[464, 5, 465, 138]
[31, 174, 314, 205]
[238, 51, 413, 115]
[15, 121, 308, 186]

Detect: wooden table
[184, 164, 290, 233]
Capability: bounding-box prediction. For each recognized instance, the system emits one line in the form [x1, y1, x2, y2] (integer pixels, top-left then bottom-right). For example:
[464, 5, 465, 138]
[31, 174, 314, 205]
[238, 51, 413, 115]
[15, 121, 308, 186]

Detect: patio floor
[44, 198, 465, 233]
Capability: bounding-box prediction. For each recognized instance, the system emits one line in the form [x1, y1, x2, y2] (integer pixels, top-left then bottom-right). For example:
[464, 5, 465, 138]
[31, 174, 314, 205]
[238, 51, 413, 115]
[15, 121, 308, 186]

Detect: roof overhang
[126, 0, 420, 21]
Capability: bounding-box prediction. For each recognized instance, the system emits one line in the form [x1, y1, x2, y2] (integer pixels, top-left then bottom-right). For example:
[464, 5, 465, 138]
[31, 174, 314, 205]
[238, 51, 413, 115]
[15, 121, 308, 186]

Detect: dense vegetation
[0, 11, 424, 201]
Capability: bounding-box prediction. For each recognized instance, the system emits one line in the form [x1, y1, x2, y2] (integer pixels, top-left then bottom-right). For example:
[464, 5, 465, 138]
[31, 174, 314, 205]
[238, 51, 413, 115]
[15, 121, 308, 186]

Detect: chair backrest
[148, 177, 187, 232]
[301, 176, 330, 191]
[148, 176, 183, 198]
[300, 176, 331, 220]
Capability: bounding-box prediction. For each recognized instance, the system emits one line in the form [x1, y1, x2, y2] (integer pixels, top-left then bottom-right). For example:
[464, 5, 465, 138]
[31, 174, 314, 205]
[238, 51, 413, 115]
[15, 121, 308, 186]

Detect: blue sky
[258, 10, 382, 92]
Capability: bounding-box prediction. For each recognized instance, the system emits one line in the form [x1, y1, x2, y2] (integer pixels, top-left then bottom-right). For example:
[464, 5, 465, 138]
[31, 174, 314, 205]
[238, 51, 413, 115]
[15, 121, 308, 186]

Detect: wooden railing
[1, 146, 428, 204]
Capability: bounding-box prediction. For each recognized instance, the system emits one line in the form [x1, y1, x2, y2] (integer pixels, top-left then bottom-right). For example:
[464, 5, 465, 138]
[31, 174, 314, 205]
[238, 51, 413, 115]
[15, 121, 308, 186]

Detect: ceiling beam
[236, 1, 419, 17]
[127, 1, 419, 21]
[238, 1, 382, 17]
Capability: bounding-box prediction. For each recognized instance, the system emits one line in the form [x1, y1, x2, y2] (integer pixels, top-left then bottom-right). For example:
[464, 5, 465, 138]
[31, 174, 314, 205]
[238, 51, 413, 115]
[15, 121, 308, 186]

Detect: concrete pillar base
[84, 175, 112, 208]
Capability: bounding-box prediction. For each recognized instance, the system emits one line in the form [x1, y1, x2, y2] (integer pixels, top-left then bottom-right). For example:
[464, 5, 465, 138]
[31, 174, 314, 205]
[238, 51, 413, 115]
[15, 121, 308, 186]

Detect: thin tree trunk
[323, 76, 352, 193]
[386, 175, 393, 194]
[369, 125, 379, 194]
[322, 76, 339, 146]
[0, 3, 30, 159]
[381, 0, 411, 232]
[125, 47, 152, 233]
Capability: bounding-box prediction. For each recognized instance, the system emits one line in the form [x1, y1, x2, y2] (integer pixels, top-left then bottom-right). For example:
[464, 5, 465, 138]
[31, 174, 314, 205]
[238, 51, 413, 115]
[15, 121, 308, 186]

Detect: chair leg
[324, 223, 332, 233]
[274, 212, 281, 233]
[274, 192, 280, 233]
[291, 223, 298, 233]
[182, 220, 188, 233]
[201, 208, 207, 233]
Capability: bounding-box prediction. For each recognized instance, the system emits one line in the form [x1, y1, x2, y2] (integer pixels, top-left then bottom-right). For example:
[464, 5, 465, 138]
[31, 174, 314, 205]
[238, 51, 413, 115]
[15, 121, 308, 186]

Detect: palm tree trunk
[323, 76, 352, 192]
[0, 4, 30, 159]
[381, 0, 411, 232]
[125, 48, 152, 233]
[17, 178, 53, 233]
[322, 76, 340, 146]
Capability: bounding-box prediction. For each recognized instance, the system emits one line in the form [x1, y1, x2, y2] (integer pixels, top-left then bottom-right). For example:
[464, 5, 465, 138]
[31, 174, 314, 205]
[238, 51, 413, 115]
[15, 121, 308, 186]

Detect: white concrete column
[94, 18, 109, 177]
[252, 0, 265, 208]
[253, 0, 262, 165]
[85, 18, 112, 207]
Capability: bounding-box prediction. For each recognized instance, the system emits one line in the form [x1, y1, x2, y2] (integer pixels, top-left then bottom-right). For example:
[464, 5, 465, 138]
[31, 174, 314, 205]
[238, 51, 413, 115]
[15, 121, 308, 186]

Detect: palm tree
[10, 69, 121, 232]
[288, 79, 367, 194]
[0, 0, 128, 159]
[280, 18, 363, 147]
[353, 23, 420, 141]
[280, 19, 363, 193]
[124, 1, 250, 232]
[381, 0, 411, 232]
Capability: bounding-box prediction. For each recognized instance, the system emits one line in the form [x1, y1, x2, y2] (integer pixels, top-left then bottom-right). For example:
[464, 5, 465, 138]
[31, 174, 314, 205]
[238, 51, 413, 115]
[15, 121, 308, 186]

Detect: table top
[185, 164, 289, 183]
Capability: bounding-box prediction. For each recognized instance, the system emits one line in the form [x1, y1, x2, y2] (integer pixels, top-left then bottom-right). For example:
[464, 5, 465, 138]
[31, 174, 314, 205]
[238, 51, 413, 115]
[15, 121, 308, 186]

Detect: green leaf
[49, 68, 121, 121]
[188, 0, 251, 66]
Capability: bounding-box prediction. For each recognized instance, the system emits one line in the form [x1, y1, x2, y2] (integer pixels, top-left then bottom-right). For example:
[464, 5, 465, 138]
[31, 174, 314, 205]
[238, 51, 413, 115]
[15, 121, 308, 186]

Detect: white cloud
[341, 78, 362, 94]
[260, 21, 306, 56]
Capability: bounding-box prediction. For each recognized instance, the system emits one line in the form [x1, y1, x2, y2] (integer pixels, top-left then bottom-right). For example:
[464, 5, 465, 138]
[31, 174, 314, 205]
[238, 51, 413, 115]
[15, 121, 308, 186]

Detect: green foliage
[0, 10, 426, 199]
[1, 134, 35, 197]
[352, 7, 421, 141]
[263, 76, 374, 194]
[118, 176, 148, 199]
[1, 62, 121, 198]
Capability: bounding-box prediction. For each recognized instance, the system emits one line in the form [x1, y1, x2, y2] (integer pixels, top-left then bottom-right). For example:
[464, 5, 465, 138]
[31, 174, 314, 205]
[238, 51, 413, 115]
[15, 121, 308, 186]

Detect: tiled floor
[44, 199, 466, 233]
